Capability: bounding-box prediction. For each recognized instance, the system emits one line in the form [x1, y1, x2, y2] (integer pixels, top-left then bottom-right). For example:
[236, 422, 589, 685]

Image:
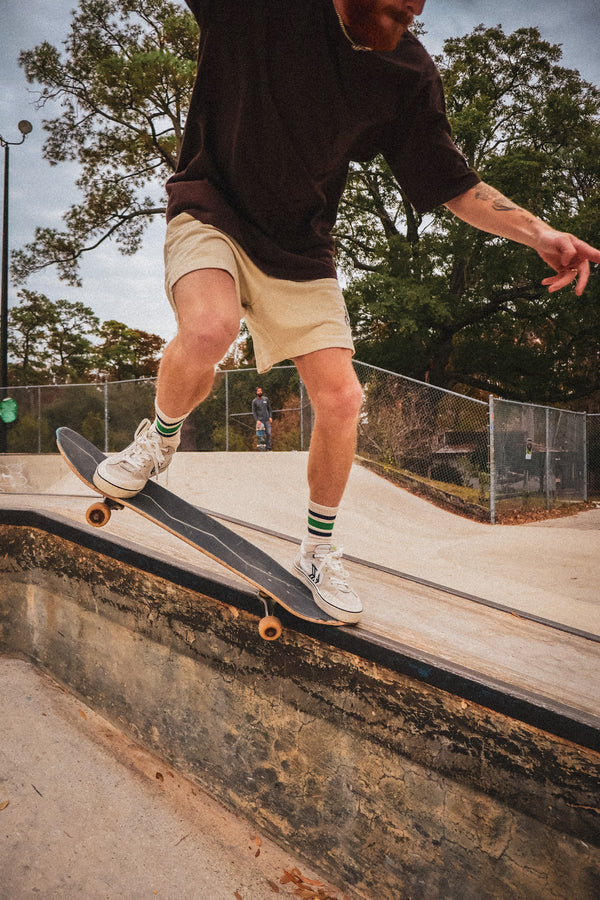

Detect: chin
[352, 20, 408, 51]
[372, 29, 406, 51]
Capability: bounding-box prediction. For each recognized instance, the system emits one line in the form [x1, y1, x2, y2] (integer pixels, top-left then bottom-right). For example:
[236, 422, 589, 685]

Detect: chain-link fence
[490, 398, 588, 520]
[353, 362, 490, 518]
[589, 414, 600, 501]
[0, 362, 596, 520]
[0, 367, 310, 456]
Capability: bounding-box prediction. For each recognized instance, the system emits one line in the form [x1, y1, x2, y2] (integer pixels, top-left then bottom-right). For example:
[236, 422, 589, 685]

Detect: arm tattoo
[474, 185, 518, 212]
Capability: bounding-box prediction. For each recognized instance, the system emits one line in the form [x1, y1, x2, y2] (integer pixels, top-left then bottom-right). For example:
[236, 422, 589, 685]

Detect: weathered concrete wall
[0, 454, 67, 493]
[1, 521, 599, 899]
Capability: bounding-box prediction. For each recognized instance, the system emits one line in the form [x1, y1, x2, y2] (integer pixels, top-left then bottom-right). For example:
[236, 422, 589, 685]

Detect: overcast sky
[1, 0, 599, 341]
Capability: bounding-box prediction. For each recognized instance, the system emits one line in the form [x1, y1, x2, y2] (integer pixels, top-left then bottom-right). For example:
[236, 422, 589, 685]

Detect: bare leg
[291, 348, 364, 623]
[156, 269, 241, 417]
[293, 348, 363, 507]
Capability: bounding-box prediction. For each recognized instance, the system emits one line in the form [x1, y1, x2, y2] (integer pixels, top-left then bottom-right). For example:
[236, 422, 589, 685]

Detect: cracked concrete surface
[0, 657, 345, 900]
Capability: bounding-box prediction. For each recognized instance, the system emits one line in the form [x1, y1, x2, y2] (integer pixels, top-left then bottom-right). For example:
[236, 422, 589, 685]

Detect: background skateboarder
[252, 388, 272, 451]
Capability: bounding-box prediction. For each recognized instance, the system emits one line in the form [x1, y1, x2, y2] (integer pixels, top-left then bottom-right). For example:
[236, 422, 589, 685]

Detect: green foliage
[95, 320, 165, 380]
[11, 12, 600, 404]
[184, 366, 305, 452]
[8, 291, 164, 386]
[13, 0, 198, 285]
[81, 411, 106, 447]
[8, 290, 99, 384]
[4, 413, 51, 454]
[340, 25, 600, 402]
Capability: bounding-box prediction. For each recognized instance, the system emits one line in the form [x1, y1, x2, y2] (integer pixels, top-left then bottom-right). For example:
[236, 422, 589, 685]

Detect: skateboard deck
[56, 427, 343, 638]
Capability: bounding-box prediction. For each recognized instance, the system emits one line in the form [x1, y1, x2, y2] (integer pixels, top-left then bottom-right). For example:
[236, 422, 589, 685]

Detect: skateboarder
[94, 0, 600, 625]
[252, 388, 272, 451]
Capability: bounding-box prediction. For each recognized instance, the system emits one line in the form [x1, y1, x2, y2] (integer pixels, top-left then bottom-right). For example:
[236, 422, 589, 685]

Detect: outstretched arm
[445, 183, 600, 296]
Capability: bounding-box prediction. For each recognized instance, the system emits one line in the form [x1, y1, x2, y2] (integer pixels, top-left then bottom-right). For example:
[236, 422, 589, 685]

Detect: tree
[13, 0, 198, 286]
[47, 299, 100, 381]
[8, 291, 99, 384]
[7, 291, 55, 384]
[95, 320, 165, 379]
[8, 292, 165, 385]
[337, 26, 600, 402]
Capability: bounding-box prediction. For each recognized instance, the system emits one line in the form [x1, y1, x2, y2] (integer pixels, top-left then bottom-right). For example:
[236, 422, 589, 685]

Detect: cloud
[422, 0, 600, 86]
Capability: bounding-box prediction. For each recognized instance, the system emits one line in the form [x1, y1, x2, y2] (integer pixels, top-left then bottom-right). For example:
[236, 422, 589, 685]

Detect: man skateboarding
[252, 388, 272, 451]
[93, 0, 600, 626]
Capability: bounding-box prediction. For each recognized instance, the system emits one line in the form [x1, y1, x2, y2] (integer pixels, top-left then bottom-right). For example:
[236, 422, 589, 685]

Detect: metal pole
[0, 144, 9, 454]
[489, 395, 495, 524]
[583, 412, 588, 503]
[299, 377, 304, 451]
[225, 370, 229, 452]
[0, 121, 33, 454]
[104, 381, 109, 452]
[1, 142, 9, 397]
[37, 386, 42, 454]
[545, 407, 551, 510]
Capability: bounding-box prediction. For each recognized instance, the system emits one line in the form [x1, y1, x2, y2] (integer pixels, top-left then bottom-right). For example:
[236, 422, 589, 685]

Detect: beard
[342, 1, 413, 52]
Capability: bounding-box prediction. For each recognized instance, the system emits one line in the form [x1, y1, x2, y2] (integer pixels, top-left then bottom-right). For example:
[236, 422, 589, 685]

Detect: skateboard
[56, 428, 343, 639]
[256, 421, 267, 451]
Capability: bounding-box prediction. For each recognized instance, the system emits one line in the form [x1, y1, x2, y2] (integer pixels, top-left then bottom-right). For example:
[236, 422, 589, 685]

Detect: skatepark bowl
[1, 453, 599, 898]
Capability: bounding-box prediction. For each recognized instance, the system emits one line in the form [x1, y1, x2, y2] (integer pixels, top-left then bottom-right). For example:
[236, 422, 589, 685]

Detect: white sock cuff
[308, 500, 339, 517]
[154, 402, 188, 426]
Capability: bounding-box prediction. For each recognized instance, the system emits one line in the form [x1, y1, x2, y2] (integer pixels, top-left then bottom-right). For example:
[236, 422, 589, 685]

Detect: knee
[177, 314, 239, 364]
[313, 377, 363, 425]
[172, 269, 240, 364]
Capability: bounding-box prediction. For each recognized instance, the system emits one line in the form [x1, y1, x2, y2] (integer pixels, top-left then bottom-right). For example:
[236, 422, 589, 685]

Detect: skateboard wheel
[86, 501, 111, 527]
[258, 615, 282, 641]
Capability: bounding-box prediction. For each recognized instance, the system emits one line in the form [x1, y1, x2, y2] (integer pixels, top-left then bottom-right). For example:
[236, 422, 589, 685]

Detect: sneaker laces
[316, 547, 352, 591]
[119, 419, 166, 474]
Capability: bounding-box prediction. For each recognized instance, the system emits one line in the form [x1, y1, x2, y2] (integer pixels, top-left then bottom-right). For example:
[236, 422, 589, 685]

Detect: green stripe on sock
[154, 417, 184, 437]
[308, 516, 334, 531]
[307, 516, 335, 539]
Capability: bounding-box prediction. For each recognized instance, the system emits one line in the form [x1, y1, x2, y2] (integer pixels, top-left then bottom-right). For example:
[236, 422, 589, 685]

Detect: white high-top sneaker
[293, 542, 362, 624]
[93, 419, 180, 498]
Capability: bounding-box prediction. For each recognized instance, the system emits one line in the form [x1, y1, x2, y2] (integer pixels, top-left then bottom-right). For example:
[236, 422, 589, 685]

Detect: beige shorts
[163, 213, 354, 373]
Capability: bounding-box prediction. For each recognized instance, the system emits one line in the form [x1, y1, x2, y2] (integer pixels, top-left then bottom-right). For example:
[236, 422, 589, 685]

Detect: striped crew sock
[303, 500, 338, 552]
[153, 403, 187, 441]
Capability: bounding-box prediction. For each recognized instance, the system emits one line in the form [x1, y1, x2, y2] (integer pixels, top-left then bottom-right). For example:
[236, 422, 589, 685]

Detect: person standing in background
[252, 387, 272, 451]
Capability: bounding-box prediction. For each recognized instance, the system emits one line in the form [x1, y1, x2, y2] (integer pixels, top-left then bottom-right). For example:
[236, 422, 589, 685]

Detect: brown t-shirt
[167, 0, 480, 281]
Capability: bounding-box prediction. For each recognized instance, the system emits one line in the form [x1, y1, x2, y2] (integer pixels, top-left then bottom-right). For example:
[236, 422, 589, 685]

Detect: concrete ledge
[0, 453, 68, 493]
[1, 515, 599, 899]
[357, 455, 490, 522]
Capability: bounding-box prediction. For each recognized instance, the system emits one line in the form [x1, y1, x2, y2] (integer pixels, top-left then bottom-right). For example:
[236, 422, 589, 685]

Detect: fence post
[489, 395, 495, 524]
[299, 377, 304, 451]
[545, 406, 551, 510]
[583, 412, 588, 502]
[37, 386, 42, 454]
[104, 381, 109, 453]
[225, 370, 229, 452]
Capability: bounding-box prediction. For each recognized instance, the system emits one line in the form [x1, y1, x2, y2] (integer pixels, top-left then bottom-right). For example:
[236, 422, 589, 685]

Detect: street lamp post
[1, 119, 33, 453]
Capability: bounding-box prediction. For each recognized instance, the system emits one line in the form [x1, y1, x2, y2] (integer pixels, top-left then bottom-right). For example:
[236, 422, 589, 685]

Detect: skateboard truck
[87, 500, 283, 641]
[258, 591, 283, 641]
[86, 497, 124, 528]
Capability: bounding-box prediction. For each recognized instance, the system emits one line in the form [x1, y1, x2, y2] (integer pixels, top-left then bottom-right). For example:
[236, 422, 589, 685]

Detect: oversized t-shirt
[166, 0, 480, 281]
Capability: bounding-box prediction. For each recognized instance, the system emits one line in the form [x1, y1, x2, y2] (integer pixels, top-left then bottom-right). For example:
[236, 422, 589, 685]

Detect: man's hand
[535, 231, 600, 296]
[445, 183, 600, 295]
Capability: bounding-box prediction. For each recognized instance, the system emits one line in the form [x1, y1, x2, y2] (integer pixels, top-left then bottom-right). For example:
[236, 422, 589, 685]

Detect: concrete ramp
[1, 509, 599, 899]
